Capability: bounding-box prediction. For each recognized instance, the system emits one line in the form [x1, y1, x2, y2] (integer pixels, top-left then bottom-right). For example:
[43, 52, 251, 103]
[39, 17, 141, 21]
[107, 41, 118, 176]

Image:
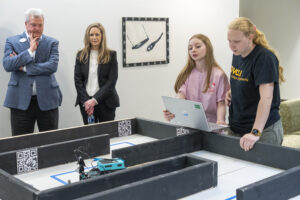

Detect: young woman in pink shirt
[164, 34, 230, 124]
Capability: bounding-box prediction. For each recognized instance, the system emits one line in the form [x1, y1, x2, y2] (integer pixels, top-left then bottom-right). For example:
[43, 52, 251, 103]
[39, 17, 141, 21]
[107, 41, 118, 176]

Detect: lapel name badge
[19, 38, 27, 43]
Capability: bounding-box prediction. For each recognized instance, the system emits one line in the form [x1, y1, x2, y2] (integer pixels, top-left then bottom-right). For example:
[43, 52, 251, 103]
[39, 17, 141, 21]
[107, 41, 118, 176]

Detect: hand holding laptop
[162, 96, 228, 131]
[163, 109, 175, 121]
[163, 93, 186, 121]
[216, 120, 227, 125]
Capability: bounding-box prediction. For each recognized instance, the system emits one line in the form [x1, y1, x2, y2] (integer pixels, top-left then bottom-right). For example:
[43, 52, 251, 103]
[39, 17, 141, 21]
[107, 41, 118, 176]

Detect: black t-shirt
[229, 45, 280, 134]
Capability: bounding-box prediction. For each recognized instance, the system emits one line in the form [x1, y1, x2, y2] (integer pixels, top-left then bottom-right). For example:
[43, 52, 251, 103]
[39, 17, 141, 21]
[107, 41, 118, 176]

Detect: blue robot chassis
[77, 156, 126, 180]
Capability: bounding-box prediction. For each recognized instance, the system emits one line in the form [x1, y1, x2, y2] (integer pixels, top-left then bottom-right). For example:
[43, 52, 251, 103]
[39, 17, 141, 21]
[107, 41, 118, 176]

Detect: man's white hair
[25, 8, 44, 22]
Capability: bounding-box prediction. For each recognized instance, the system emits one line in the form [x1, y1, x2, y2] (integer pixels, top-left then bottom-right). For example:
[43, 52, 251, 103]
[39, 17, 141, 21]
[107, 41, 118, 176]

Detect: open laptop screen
[162, 96, 228, 131]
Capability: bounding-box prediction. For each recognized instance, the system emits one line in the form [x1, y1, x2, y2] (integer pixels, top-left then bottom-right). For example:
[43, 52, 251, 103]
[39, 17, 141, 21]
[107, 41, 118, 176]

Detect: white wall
[240, 0, 300, 100]
[0, 0, 238, 138]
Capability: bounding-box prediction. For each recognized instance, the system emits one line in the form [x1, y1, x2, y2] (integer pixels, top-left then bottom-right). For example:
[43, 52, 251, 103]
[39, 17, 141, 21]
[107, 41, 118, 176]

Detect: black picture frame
[122, 17, 169, 67]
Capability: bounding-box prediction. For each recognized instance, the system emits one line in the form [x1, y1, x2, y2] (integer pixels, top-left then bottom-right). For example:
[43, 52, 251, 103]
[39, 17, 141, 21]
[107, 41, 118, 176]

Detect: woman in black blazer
[74, 23, 119, 124]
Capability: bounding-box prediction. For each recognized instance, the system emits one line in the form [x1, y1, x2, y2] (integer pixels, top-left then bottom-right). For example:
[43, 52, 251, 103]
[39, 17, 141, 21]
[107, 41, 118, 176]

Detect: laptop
[162, 96, 228, 131]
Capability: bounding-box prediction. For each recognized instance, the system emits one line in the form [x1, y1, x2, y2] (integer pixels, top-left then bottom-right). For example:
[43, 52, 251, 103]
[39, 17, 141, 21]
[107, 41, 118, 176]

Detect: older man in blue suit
[2, 8, 62, 136]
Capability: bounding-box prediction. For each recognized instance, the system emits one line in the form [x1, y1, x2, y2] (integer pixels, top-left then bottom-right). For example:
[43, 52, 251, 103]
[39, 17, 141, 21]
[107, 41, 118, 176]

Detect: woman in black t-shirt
[225, 17, 284, 151]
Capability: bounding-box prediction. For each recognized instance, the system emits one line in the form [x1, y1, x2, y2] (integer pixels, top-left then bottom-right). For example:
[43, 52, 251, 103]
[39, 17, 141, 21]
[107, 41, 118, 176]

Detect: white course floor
[14, 134, 299, 200]
[15, 134, 157, 190]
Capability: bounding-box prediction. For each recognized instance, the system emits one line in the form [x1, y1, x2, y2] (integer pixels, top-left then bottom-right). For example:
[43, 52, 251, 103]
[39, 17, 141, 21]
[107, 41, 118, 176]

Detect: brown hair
[228, 17, 284, 82]
[79, 23, 111, 64]
[174, 34, 223, 93]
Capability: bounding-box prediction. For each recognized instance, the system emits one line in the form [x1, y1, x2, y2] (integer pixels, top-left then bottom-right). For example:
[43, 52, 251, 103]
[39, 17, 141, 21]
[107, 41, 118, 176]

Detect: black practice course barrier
[0, 118, 300, 200]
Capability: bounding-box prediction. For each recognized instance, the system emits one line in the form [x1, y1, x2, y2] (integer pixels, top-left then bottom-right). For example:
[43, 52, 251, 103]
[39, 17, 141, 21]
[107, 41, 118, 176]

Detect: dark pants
[79, 103, 116, 125]
[10, 96, 59, 136]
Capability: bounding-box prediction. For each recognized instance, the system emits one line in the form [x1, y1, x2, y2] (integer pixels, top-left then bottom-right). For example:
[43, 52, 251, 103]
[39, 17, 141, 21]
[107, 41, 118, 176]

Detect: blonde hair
[229, 17, 284, 82]
[79, 23, 111, 64]
[174, 34, 223, 93]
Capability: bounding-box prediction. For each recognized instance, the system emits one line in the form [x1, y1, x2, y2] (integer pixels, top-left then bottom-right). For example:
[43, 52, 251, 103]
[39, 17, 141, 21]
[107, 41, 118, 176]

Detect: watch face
[252, 129, 260, 136]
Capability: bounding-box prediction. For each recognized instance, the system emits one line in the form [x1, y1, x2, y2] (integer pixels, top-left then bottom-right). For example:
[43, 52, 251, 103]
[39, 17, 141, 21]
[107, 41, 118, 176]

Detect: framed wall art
[122, 17, 169, 67]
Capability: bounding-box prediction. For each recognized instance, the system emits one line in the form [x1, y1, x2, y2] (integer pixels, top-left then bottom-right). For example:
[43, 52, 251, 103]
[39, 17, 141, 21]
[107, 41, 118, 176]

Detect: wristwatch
[251, 129, 261, 137]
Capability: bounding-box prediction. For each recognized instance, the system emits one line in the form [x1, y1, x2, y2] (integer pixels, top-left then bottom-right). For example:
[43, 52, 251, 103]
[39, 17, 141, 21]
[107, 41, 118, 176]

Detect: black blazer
[74, 50, 120, 109]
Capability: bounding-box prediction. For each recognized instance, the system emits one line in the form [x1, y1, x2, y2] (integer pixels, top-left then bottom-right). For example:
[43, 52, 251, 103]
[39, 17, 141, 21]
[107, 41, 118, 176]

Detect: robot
[76, 151, 126, 180]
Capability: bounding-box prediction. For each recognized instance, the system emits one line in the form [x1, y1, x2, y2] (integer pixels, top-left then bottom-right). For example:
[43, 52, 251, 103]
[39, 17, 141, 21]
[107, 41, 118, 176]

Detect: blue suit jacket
[2, 32, 62, 111]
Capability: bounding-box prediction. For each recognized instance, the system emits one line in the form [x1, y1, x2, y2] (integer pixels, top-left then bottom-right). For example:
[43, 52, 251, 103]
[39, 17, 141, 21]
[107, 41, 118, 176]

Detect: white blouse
[86, 50, 100, 96]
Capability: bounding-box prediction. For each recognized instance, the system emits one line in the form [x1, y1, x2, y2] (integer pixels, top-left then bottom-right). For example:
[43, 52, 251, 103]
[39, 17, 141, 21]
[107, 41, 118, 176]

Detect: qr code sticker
[118, 120, 132, 137]
[176, 127, 190, 136]
[16, 148, 38, 174]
